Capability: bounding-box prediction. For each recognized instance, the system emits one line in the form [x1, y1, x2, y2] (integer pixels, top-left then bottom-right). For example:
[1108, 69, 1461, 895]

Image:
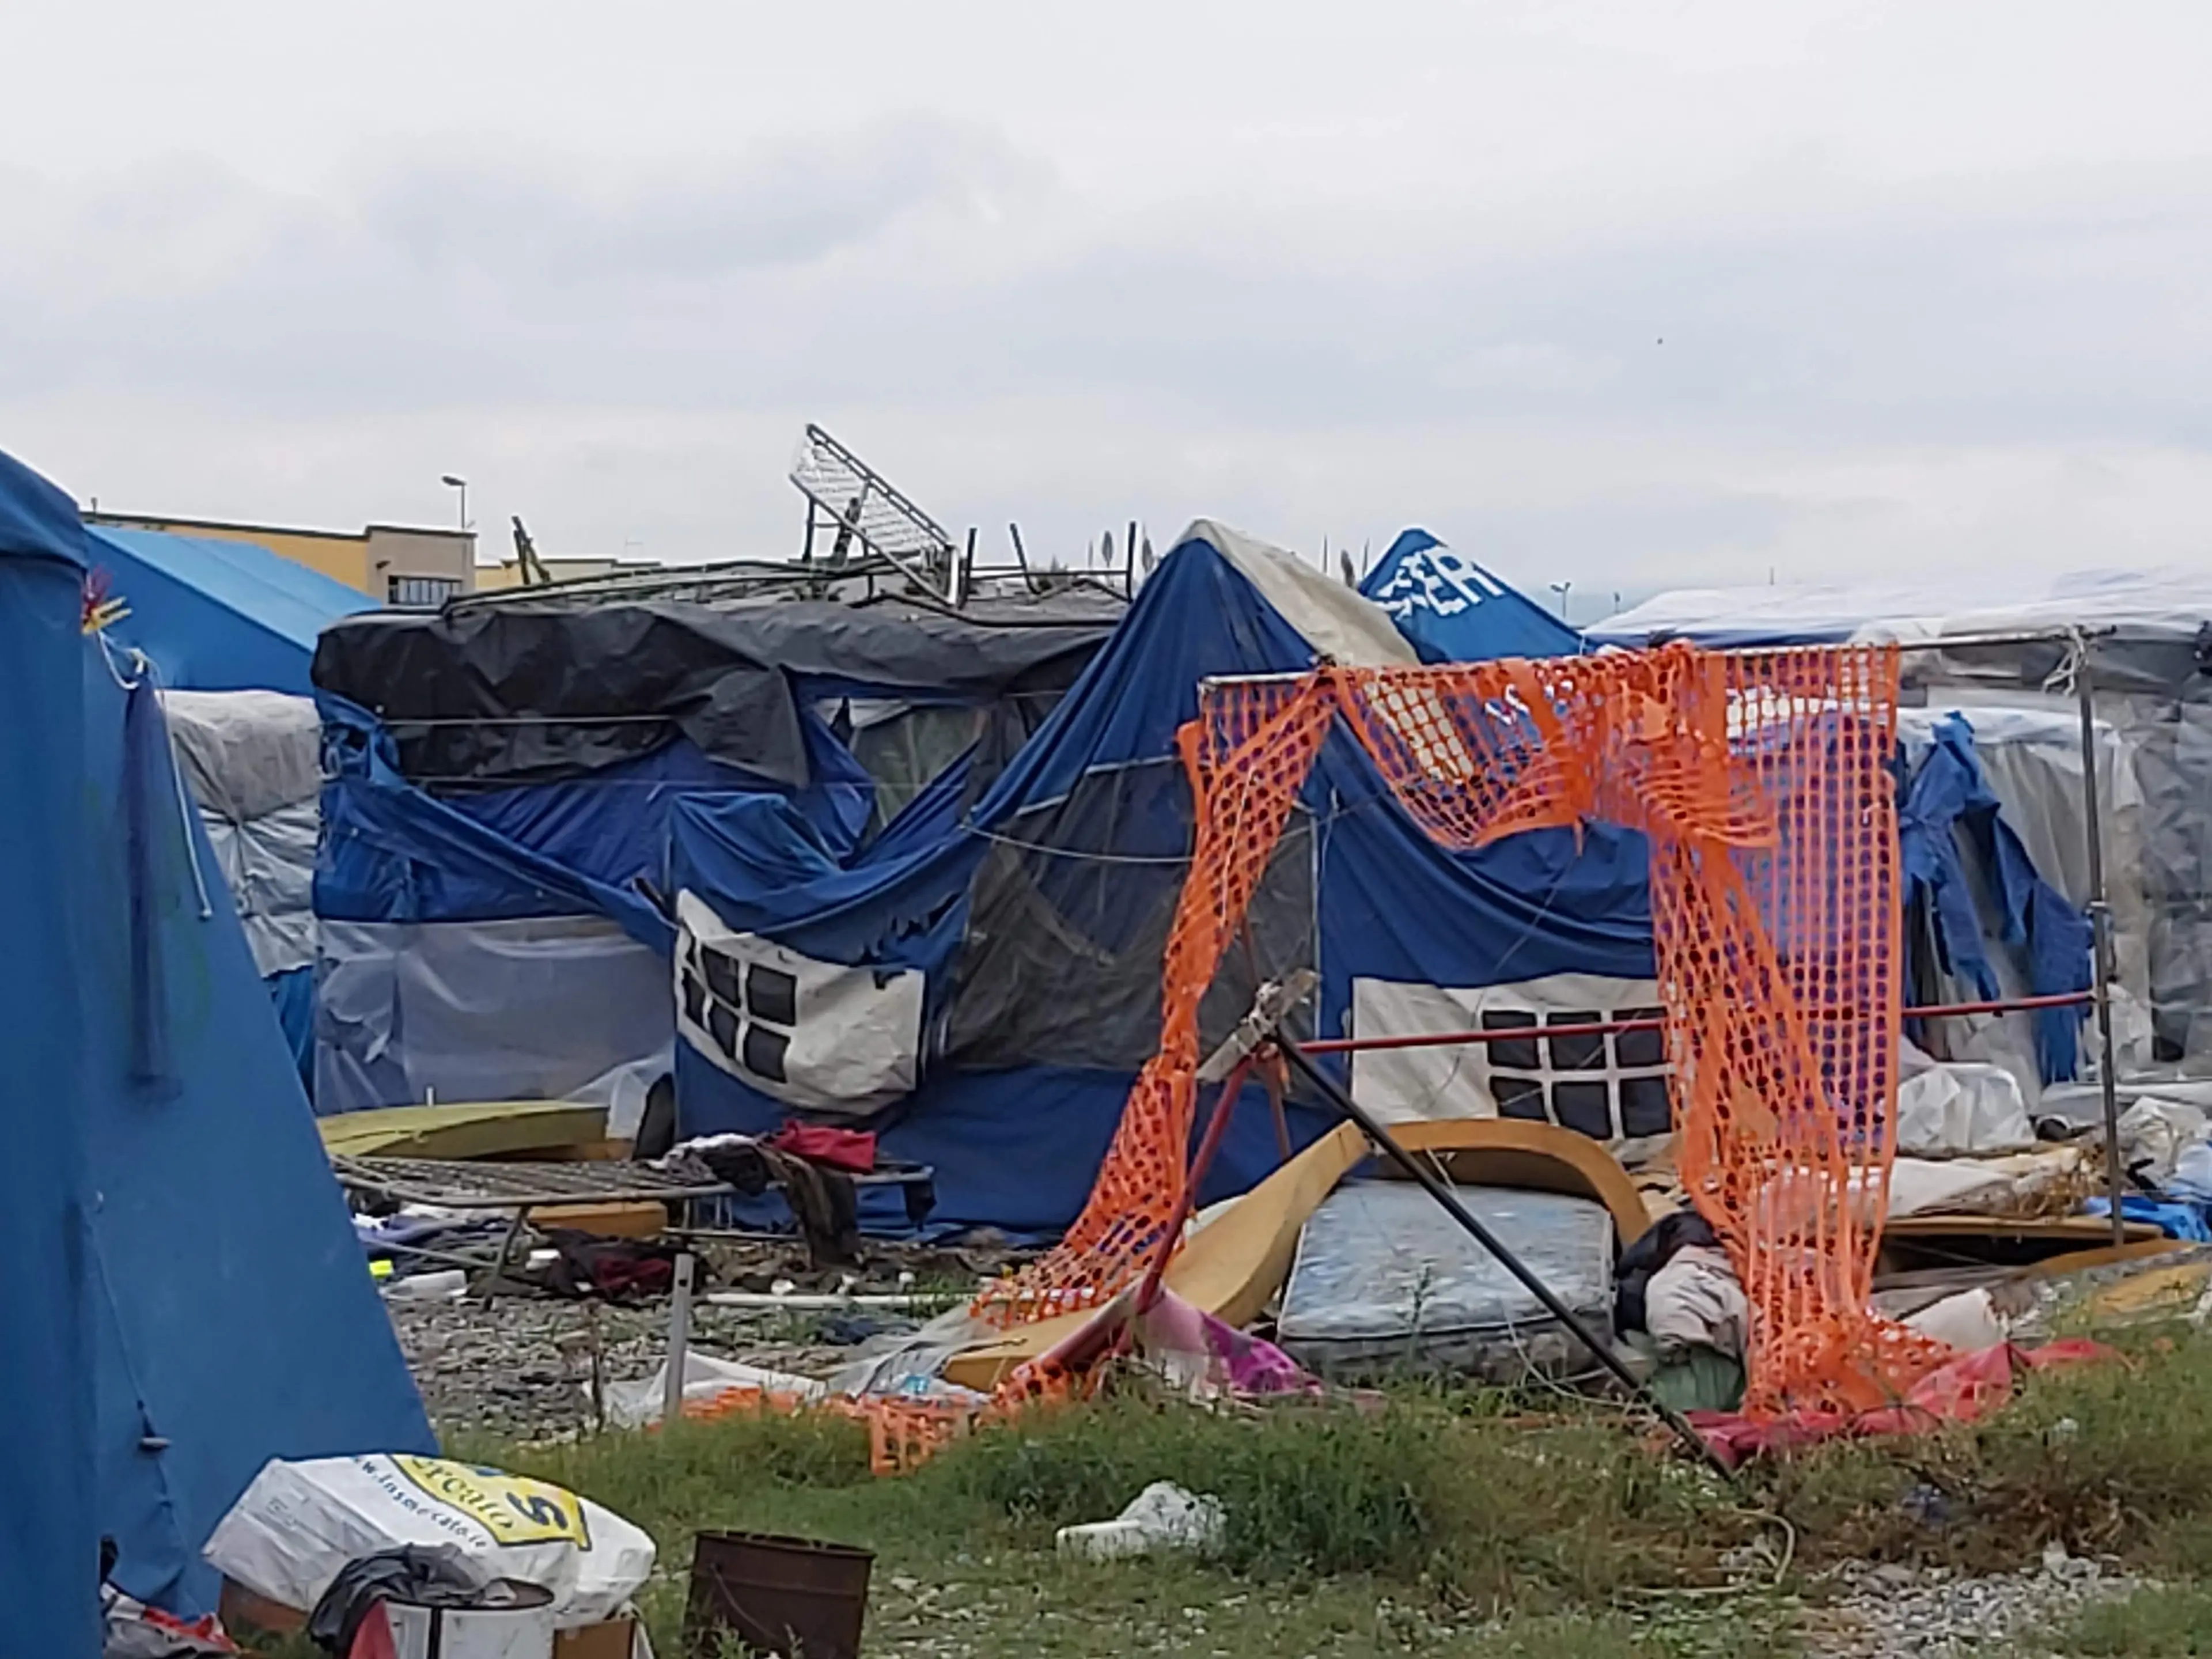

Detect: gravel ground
[1801, 1551, 2140, 1657]
[384, 1236, 1017, 1437]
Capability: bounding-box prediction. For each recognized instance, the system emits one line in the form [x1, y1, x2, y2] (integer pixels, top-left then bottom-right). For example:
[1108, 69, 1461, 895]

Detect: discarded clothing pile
[1613, 1209, 1748, 1412]
[512, 1230, 687, 1302]
[656, 1127, 937, 1263]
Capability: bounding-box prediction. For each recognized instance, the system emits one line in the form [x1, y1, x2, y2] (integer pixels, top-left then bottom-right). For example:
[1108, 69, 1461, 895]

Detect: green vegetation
[2038, 1582, 2212, 1656]
[234, 1326, 2212, 1657]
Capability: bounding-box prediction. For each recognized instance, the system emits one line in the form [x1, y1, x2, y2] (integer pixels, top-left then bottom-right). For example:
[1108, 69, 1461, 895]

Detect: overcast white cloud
[3, 0, 2210, 613]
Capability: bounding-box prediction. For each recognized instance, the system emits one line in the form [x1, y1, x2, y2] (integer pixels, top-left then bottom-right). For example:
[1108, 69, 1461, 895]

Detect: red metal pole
[1300, 990, 2093, 1058]
[1132, 1056, 1252, 1315]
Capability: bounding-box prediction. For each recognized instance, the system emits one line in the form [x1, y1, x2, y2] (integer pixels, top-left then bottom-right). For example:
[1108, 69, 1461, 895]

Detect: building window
[387, 574, 462, 608]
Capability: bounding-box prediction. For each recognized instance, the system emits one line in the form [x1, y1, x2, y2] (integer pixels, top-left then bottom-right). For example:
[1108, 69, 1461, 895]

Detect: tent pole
[1132, 1056, 1252, 1315]
[2071, 629, 2128, 1247]
[1271, 1033, 1734, 1479]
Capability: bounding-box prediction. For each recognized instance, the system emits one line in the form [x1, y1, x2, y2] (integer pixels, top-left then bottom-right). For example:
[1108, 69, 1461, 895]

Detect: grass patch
[2033, 1581, 2212, 1656]
[235, 1327, 2212, 1656]
[928, 1389, 1755, 1605]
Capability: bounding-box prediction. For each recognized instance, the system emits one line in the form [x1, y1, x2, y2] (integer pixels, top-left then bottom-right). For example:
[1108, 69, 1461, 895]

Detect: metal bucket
[379, 1580, 556, 1659]
[684, 1530, 874, 1659]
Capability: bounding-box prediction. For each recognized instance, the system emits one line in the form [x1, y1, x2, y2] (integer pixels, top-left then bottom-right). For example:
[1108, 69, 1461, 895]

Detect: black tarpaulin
[312, 590, 1120, 789]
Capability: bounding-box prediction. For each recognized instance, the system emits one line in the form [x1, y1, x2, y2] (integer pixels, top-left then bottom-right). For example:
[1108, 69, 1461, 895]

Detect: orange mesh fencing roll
[976, 643, 1948, 1416]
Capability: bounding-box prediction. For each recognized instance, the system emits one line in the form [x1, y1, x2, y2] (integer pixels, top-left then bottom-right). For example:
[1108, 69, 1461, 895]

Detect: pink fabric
[1688, 1339, 2113, 1467]
[1134, 1290, 1319, 1399]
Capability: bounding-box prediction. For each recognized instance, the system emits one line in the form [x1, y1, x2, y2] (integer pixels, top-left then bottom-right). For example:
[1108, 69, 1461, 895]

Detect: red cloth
[348, 1605, 398, 1659]
[766, 1123, 877, 1174]
[1688, 1339, 2113, 1467]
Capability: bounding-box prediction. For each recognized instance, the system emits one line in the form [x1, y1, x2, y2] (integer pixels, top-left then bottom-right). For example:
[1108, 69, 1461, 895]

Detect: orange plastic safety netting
[976, 641, 1951, 1416]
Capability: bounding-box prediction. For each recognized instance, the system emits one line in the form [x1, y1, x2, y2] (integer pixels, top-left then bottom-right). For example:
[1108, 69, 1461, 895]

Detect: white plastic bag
[1895, 1062, 2034, 1157]
[203, 1455, 656, 1629]
[601, 1351, 826, 1429]
[1056, 1482, 1226, 1560]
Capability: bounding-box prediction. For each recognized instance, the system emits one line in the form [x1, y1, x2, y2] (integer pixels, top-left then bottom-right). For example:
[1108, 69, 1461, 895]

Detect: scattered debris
[1056, 1483, 1227, 1562]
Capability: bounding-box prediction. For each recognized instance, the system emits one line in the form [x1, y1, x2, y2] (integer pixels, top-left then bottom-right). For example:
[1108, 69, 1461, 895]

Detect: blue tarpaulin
[309, 585, 1108, 1116]
[671, 523, 1650, 1233]
[0, 451, 431, 1640]
[1359, 528, 1584, 663]
[1901, 713, 2093, 1083]
[84, 525, 373, 695]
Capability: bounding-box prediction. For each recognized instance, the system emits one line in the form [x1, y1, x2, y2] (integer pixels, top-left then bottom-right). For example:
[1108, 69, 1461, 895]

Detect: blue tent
[84, 524, 373, 695]
[79, 525, 370, 1098]
[1359, 528, 1584, 662]
[669, 522, 1652, 1235]
[0, 451, 103, 1656]
[1, 451, 432, 1638]
[309, 588, 1117, 1118]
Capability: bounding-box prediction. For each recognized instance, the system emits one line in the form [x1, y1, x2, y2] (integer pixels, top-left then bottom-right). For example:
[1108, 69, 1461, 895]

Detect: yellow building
[86, 511, 477, 605]
[473, 554, 661, 592]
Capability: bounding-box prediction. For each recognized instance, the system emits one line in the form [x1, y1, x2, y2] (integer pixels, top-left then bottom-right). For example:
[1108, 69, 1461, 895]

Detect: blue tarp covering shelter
[1359, 528, 1584, 662]
[84, 524, 372, 695]
[309, 586, 1119, 1118]
[1, 451, 431, 1641]
[1902, 714, 2093, 1082]
[669, 522, 1652, 1234]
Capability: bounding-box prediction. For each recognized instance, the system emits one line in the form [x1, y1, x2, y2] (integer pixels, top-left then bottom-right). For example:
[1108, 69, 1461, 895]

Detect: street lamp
[1550, 579, 1573, 620]
[440, 474, 469, 531]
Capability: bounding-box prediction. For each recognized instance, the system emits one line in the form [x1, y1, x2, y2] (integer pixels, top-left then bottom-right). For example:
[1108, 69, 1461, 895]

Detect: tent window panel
[702, 948, 743, 1009]
[1551, 1080, 1614, 1139]
[681, 971, 707, 1029]
[745, 964, 800, 1026]
[1494, 1075, 1548, 1120]
[741, 1024, 790, 1084]
[1619, 1074, 1673, 1138]
[1546, 1012, 1605, 1071]
[1615, 1007, 1667, 1068]
[706, 1002, 740, 1060]
[1480, 1009, 1539, 1070]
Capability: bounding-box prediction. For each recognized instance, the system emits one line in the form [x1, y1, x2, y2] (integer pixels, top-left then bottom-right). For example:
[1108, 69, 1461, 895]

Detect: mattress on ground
[1276, 1179, 1616, 1382]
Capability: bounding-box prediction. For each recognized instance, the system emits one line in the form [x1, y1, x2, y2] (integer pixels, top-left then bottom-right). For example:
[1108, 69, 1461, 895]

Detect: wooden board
[317, 1102, 609, 1162]
[945, 1116, 1645, 1392]
[530, 1200, 670, 1239]
[1885, 1214, 2164, 1244]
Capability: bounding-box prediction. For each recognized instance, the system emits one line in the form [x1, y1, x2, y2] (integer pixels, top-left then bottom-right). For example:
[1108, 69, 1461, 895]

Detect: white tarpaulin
[315, 915, 672, 1122]
[162, 690, 321, 978]
[675, 889, 923, 1116]
[1348, 972, 1669, 1150]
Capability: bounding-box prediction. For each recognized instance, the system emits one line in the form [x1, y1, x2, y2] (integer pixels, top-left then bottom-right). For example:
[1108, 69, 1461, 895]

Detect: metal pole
[2072, 630, 2128, 1247]
[662, 1251, 697, 1427]
[1273, 1035, 1734, 1479]
[1132, 1058, 1252, 1315]
[1300, 990, 2095, 1058]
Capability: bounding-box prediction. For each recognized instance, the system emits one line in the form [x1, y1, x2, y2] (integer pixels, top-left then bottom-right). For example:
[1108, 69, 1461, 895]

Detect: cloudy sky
[4, 2, 2209, 616]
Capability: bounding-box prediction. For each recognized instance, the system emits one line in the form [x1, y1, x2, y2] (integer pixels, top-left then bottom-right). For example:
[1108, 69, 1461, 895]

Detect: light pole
[440, 474, 469, 531]
[1550, 579, 1573, 620]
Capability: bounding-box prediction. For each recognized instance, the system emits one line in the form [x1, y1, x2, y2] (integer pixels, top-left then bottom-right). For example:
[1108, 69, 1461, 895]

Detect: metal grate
[790, 423, 960, 599]
[331, 1156, 732, 1210]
